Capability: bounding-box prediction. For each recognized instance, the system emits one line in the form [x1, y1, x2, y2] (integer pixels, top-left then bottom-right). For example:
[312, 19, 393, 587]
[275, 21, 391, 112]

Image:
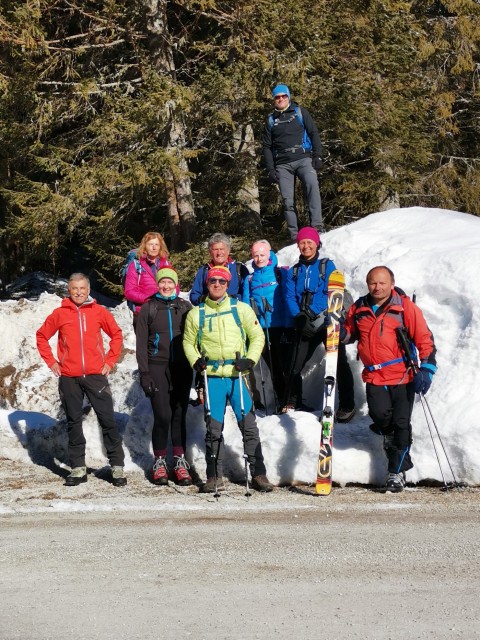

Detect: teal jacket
[183, 295, 265, 377]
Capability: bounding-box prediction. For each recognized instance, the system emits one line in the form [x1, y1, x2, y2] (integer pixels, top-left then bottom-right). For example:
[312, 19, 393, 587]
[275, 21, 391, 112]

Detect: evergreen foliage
[0, 0, 479, 295]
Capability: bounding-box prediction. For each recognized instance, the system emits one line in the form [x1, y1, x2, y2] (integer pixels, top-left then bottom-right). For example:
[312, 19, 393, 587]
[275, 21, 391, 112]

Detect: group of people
[34, 84, 437, 494]
[36, 222, 437, 493]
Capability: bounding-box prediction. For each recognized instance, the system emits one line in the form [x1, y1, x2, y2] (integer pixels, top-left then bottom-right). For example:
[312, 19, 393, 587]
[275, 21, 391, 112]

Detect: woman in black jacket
[136, 268, 193, 485]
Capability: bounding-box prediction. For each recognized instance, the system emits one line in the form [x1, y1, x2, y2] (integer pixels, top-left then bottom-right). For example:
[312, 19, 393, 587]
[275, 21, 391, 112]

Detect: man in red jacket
[36, 273, 126, 487]
[343, 266, 437, 492]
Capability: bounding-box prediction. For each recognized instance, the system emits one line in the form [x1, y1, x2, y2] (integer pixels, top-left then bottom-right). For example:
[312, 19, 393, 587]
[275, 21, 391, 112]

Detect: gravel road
[1, 461, 479, 640]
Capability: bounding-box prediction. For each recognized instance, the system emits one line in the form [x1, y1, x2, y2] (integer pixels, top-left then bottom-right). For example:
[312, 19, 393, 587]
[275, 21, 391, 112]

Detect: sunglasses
[208, 278, 228, 285]
[274, 94, 289, 100]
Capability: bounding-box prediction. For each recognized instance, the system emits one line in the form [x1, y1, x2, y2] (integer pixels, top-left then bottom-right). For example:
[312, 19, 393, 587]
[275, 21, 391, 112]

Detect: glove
[413, 365, 435, 395]
[294, 312, 308, 331]
[193, 356, 208, 373]
[140, 373, 156, 398]
[268, 169, 279, 185]
[233, 357, 255, 372]
[339, 318, 347, 342]
[312, 155, 323, 171]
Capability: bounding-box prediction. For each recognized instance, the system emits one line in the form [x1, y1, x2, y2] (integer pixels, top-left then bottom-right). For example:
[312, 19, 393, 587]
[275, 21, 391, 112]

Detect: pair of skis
[316, 270, 345, 496]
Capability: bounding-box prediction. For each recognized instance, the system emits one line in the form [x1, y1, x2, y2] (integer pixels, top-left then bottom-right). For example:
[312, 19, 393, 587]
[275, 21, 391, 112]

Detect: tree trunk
[144, 0, 196, 249]
[233, 124, 261, 231]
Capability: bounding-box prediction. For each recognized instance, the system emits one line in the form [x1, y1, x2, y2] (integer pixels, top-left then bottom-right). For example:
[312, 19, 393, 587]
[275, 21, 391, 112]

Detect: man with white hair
[36, 273, 126, 487]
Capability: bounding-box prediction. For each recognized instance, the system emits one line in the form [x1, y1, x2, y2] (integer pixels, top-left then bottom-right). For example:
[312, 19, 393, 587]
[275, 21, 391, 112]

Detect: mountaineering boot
[152, 456, 169, 486]
[65, 467, 87, 486]
[200, 477, 225, 493]
[111, 466, 127, 487]
[336, 407, 356, 423]
[385, 472, 405, 493]
[173, 456, 192, 486]
[251, 475, 273, 493]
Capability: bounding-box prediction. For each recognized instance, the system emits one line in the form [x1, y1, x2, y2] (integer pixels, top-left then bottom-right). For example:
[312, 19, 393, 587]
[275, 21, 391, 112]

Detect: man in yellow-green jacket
[183, 266, 273, 493]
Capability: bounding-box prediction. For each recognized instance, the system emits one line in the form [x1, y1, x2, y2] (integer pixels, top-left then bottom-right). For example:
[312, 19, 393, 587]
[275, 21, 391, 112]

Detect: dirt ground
[1, 460, 479, 640]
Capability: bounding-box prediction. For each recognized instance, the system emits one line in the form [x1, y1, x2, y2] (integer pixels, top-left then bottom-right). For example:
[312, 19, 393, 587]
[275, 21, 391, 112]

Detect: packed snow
[1, 206, 479, 500]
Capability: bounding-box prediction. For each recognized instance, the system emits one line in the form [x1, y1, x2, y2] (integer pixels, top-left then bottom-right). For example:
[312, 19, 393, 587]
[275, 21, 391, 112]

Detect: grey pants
[276, 157, 323, 240]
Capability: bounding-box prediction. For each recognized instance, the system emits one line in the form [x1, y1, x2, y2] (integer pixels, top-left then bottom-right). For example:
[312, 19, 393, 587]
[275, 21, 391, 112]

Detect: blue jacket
[242, 251, 288, 328]
[284, 256, 336, 320]
[189, 260, 249, 306]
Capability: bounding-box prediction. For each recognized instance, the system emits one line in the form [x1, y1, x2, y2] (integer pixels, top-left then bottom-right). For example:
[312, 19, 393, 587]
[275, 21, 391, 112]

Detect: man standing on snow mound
[36, 273, 127, 488]
[342, 266, 437, 493]
[263, 84, 324, 241]
[183, 266, 273, 494]
[283, 226, 355, 419]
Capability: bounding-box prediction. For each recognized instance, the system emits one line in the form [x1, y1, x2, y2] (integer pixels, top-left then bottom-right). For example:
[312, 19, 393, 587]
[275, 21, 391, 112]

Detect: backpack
[197, 298, 246, 365]
[120, 248, 145, 312]
[351, 287, 418, 372]
[292, 257, 353, 315]
[268, 104, 312, 153]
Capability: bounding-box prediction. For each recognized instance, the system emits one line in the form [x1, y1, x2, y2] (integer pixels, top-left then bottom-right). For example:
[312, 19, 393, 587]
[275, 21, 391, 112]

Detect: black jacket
[262, 101, 322, 172]
[135, 295, 191, 373]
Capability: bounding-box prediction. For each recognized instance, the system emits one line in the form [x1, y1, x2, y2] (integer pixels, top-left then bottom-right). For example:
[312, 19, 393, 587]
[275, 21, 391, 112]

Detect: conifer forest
[1, 0, 479, 294]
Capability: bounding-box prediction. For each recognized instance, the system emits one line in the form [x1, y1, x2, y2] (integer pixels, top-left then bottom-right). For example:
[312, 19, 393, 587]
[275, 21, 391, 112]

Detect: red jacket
[36, 297, 123, 377]
[344, 290, 436, 385]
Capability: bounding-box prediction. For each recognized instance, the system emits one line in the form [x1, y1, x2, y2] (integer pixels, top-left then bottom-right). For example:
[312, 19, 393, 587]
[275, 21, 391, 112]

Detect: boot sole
[112, 478, 127, 487]
[65, 475, 87, 486]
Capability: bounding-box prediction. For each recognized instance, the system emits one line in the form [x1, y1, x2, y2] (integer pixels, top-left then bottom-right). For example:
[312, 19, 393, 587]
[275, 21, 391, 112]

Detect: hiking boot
[173, 455, 192, 486]
[111, 466, 127, 487]
[200, 477, 225, 493]
[251, 475, 273, 493]
[336, 407, 356, 423]
[152, 456, 169, 486]
[65, 467, 87, 486]
[385, 472, 405, 493]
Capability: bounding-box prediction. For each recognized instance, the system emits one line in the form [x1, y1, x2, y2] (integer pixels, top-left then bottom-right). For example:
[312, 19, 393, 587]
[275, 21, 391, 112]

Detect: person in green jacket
[183, 266, 273, 493]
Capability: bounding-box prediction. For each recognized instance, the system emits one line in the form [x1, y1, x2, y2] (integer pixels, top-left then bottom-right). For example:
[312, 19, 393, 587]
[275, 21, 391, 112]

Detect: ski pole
[396, 328, 461, 490]
[261, 296, 280, 411]
[202, 358, 220, 499]
[282, 327, 302, 411]
[236, 351, 252, 498]
[250, 298, 268, 415]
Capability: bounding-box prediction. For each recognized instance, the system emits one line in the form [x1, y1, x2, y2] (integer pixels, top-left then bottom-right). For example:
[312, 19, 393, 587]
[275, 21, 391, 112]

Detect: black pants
[366, 383, 415, 473]
[287, 330, 355, 410]
[59, 375, 125, 468]
[149, 361, 192, 454]
[262, 327, 291, 405]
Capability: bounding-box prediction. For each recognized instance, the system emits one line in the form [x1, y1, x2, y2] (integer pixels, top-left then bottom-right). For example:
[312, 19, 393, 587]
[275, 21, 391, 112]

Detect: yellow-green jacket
[183, 295, 265, 377]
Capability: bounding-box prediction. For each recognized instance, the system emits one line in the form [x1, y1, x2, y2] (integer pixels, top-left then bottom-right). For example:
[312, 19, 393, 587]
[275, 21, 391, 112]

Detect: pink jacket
[124, 256, 172, 314]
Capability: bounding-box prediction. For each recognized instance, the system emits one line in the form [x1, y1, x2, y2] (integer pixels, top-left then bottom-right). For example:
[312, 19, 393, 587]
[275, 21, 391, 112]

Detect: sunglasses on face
[208, 278, 228, 285]
[274, 94, 288, 100]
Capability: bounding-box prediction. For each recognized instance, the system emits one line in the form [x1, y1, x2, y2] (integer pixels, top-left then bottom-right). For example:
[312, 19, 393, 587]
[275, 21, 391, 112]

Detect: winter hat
[297, 227, 321, 247]
[206, 266, 232, 282]
[272, 84, 291, 99]
[156, 267, 179, 285]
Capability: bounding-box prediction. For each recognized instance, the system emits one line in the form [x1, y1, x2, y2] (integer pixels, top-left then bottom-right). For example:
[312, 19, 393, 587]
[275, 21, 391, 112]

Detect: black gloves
[312, 155, 322, 171]
[193, 355, 208, 373]
[268, 169, 279, 185]
[294, 312, 308, 331]
[140, 374, 156, 398]
[233, 357, 255, 372]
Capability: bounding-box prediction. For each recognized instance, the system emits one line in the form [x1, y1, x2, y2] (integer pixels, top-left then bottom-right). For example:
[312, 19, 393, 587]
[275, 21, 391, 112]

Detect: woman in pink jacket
[124, 231, 172, 328]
